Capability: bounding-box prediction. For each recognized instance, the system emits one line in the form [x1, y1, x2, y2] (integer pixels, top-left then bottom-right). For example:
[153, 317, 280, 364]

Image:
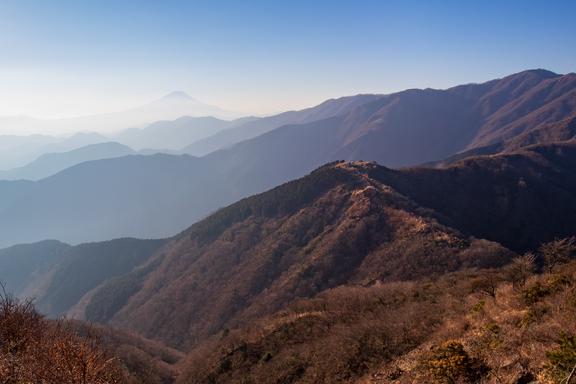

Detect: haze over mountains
[0, 91, 238, 136]
[0, 142, 134, 181]
[0, 69, 574, 247]
[2, 68, 576, 382]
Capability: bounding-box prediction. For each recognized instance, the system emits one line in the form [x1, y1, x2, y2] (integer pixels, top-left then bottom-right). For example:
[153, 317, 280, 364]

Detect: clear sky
[0, 0, 575, 118]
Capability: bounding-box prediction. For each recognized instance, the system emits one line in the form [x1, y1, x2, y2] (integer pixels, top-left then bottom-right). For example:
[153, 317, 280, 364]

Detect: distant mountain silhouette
[73, 141, 576, 349]
[0, 70, 575, 247]
[0, 142, 134, 180]
[0, 91, 238, 135]
[0, 132, 110, 171]
[115, 116, 240, 151]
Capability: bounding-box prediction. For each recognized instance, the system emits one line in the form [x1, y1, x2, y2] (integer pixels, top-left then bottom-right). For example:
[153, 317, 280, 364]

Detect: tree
[505, 253, 536, 289]
[469, 271, 503, 298]
[540, 237, 576, 273]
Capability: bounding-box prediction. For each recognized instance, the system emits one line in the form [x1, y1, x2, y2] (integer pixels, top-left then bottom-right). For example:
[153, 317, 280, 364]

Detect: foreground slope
[177, 258, 576, 384]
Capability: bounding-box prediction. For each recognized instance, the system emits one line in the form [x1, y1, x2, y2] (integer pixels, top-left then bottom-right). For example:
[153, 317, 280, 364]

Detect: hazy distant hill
[0, 154, 225, 247]
[115, 116, 240, 151]
[0, 142, 134, 180]
[0, 70, 575, 247]
[0, 132, 110, 171]
[0, 91, 239, 136]
[0, 134, 60, 170]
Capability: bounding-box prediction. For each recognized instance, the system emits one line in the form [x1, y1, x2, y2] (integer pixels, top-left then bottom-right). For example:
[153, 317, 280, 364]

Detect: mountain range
[75, 141, 576, 348]
[0, 69, 574, 248]
[0, 91, 238, 136]
[3, 139, 575, 337]
[2, 69, 576, 382]
[0, 142, 134, 180]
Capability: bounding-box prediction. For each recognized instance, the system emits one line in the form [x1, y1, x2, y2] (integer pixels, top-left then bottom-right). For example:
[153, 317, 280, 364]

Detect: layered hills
[0, 141, 134, 181]
[0, 69, 574, 247]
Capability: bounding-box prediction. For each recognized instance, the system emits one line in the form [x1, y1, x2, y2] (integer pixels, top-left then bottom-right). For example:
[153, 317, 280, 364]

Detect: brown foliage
[175, 260, 576, 384]
[0, 284, 124, 383]
[540, 237, 576, 273]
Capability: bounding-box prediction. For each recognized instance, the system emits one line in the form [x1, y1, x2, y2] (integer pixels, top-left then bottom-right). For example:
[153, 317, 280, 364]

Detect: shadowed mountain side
[0, 142, 135, 181]
[34, 238, 166, 317]
[367, 142, 576, 252]
[0, 240, 71, 295]
[0, 237, 166, 318]
[435, 116, 576, 165]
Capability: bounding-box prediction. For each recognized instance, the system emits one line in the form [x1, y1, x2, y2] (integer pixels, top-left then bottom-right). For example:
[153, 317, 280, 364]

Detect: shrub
[546, 333, 576, 381]
[422, 340, 488, 383]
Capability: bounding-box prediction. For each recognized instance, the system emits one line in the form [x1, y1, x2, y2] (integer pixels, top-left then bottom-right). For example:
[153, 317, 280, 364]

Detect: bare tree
[540, 237, 576, 273]
[506, 253, 536, 289]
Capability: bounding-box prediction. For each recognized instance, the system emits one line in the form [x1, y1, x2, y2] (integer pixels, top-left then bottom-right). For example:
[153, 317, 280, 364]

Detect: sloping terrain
[0, 238, 166, 317]
[0, 240, 70, 295]
[76, 142, 576, 352]
[176, 258, 576, 384]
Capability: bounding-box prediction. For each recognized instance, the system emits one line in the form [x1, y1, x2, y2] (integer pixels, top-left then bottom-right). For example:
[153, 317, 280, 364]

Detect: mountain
[0, 91, 238, 136]
[2, 141, 576, 381]
[115, 116, 239, 151]
[0, 240, 70, 295]
[0, 93, 385, 247]
[0, 154, 224, 247]
[435, 115, 576, 165]
[0, 142, 135, 180]
[0, 134, 60, 170]
[70, 142, 576, 351]
[0, 70, 575, 248]
[0, 237, 166, 317]
[182, 94, 382, 156]
[0, 132, 110, 171]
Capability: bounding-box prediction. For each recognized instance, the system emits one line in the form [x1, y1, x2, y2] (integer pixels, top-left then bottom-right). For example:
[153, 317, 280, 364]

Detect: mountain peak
[160, 91, 194, 101]
[509, 68, 560, 80]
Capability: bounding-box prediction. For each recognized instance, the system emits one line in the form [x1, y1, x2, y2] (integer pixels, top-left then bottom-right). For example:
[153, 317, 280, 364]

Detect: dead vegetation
[175, 238, 576, 384]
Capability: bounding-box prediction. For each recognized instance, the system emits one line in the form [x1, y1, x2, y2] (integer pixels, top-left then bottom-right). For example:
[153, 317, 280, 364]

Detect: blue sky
[0, 0, 574, 117]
